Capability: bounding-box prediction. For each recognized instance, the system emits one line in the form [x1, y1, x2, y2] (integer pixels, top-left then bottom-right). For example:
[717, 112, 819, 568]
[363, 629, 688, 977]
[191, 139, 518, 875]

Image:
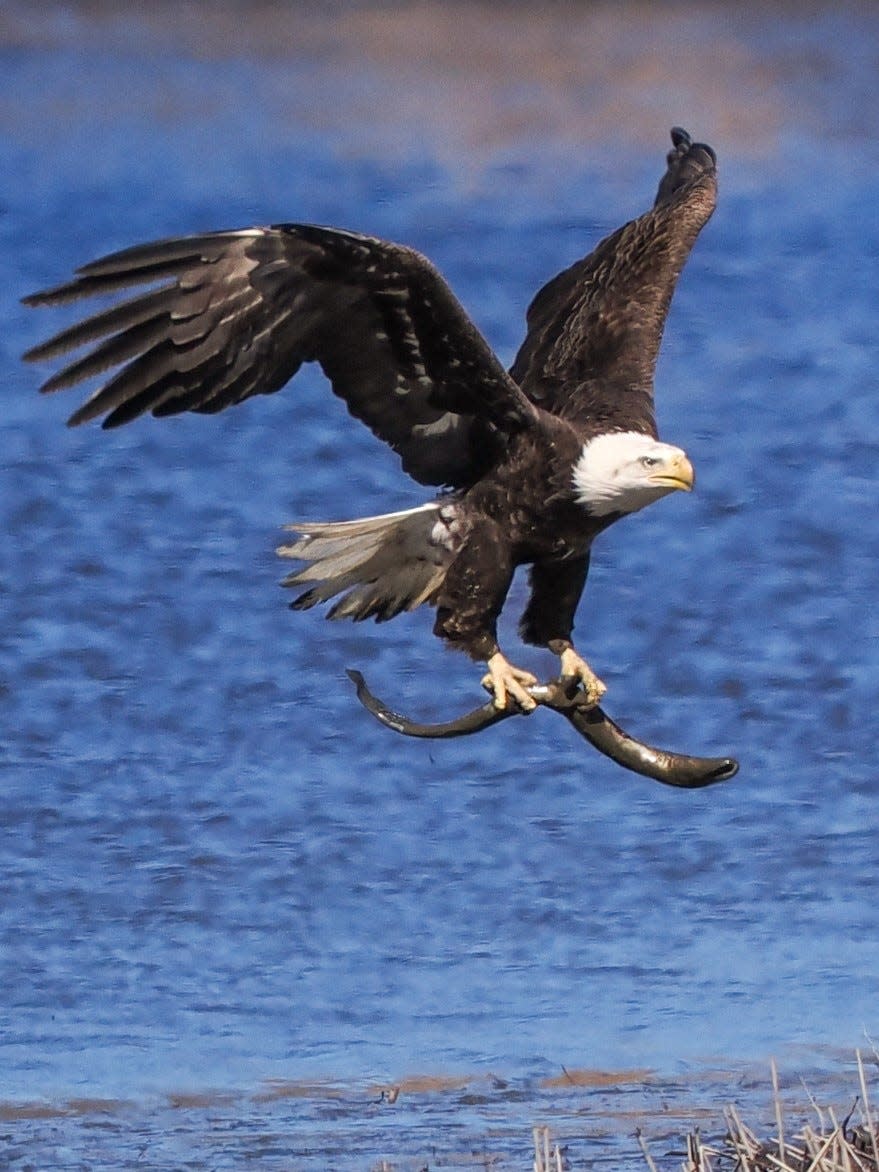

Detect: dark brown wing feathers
[509, 127, 717, 434]
[24, 128, 714, 482]
[24, 226, 537, 487]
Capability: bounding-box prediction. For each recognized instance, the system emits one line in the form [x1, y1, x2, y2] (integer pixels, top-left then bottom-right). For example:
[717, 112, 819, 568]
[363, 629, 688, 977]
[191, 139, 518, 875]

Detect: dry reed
[666, 1053, 879, 1172]
[533, 1124, 565, 1172]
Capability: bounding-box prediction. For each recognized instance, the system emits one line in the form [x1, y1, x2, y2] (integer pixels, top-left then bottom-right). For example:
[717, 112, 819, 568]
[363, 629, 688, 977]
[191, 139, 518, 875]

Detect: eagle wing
[23, 224, 537, 488]
[509, 128, 717, 434]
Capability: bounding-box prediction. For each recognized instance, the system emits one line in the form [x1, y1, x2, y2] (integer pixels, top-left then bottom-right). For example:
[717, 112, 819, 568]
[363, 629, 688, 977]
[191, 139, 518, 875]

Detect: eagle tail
[277, 502, 452, 623]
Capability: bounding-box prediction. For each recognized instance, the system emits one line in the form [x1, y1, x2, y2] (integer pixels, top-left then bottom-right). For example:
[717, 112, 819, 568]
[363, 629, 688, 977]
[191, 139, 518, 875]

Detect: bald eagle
[23, 128, 716, 712]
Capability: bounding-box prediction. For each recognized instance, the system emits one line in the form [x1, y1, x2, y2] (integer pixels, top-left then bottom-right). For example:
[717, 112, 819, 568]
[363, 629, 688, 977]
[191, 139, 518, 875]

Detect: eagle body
[429, 418, 607, 660]
[24, 128, 717, 709]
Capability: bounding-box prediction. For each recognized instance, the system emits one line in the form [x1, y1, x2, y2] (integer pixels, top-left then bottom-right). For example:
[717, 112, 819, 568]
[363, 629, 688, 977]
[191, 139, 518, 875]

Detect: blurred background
[2, 2, 879, 1167]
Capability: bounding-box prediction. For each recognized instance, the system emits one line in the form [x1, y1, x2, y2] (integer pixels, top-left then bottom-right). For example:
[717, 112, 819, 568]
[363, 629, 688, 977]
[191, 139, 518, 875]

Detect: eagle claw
[481, 652, 538, 712]
[559, 647, 607, 708]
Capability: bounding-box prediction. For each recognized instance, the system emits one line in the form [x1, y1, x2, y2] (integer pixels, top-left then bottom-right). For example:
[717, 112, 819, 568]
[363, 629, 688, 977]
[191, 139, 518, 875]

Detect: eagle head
[572, 431, 694, 517]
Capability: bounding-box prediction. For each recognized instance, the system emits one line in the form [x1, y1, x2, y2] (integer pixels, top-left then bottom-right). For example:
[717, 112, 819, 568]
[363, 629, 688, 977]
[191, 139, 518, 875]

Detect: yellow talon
[481, 652, 538, 712]
[559, 647, 606, 707]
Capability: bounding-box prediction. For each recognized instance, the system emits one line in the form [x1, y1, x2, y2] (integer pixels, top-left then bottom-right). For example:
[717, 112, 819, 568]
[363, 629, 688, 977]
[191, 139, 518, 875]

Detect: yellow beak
[649, 452, 695, 492]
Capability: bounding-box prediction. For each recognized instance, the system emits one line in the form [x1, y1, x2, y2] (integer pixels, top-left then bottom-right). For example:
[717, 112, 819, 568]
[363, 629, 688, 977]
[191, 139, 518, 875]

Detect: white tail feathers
[277, 503, 454, 623]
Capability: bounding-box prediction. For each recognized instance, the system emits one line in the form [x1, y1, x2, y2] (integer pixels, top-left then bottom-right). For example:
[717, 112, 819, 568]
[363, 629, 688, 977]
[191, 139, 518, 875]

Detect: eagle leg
[481, 652, 539, 712]
[558, 646, 607, 708]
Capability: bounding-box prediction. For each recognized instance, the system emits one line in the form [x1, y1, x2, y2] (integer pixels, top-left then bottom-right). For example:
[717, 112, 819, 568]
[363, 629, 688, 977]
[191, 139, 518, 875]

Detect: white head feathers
[572, 431, 694, 517]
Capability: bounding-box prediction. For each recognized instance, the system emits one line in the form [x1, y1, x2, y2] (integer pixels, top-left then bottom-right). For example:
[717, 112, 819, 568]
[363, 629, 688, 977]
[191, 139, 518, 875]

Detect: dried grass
[533, 1125, 565, 1172]
[658, 1052, 879, 1172]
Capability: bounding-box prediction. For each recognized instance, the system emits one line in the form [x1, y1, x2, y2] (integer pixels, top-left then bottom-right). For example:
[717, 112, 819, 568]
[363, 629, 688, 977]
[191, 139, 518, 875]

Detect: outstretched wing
[509, 128, 717, 434]
[23, 224, 538, 488]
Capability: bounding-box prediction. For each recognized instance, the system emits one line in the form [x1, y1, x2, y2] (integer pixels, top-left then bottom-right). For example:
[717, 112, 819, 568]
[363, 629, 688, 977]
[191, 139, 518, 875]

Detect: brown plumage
[23, 128, 717, 709]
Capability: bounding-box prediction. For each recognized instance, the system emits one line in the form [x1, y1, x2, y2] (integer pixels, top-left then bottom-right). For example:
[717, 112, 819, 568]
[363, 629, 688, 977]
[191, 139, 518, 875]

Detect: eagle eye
[640, 455, 661, 468]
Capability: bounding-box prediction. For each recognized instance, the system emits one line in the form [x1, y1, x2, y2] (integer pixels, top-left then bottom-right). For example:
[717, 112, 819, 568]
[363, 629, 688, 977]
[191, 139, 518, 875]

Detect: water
[2, 2, 879, 1166]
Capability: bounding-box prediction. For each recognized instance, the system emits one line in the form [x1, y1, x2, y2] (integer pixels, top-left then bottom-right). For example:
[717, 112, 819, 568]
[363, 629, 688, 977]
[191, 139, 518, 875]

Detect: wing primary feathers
[96, 376, 187, 429]
[37, 316, 176, 394]
[655, 128, 717, 206]
[69, 370, 175, 428]
[25, 224, 537, 488]
[25, 130, 714, 478]
[66, 343, 206, 427]
[22, 259, 197, 307]
[23, 285, 177, 363]
[72, 233, 232, 277]
[509, 126, 717, 430]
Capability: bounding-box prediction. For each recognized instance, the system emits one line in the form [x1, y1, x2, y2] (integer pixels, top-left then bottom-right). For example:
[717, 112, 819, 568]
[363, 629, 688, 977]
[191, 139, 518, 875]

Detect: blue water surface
[1, 4, 879, 1165]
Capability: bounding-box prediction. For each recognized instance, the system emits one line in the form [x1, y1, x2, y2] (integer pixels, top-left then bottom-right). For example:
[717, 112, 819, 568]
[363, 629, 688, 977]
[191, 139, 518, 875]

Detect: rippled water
[2, 2, 879, 1166]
